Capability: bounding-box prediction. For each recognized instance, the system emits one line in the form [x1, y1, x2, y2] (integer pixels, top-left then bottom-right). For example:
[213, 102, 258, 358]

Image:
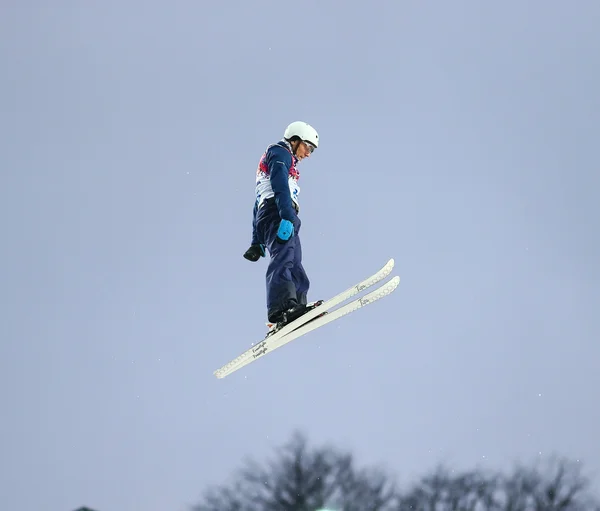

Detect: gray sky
[1, 2, 599, 510]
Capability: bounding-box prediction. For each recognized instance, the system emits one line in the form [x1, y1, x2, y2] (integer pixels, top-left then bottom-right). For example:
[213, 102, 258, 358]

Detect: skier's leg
[257, 202, 300, 322]
[287, 204, 309, 298]
[290, 221, 310, 306]
[265, 240, 298, 321]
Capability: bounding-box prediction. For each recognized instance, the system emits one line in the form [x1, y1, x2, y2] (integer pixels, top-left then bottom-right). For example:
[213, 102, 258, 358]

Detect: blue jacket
[250, 140, 298, 246]
[263, 140, 298, 222]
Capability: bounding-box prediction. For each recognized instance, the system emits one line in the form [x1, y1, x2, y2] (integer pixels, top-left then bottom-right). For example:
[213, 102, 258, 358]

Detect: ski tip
[382, 258, 395, 273]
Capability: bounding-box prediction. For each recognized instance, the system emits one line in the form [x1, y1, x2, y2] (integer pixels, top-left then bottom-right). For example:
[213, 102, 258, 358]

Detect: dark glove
[276, 219, 294, 243]
[243, 244, 265, 262]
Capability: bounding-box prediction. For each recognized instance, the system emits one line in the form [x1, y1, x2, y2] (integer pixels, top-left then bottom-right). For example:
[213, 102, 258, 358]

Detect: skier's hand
[276, 219, 294, 243]
[243, 244, 265, 262]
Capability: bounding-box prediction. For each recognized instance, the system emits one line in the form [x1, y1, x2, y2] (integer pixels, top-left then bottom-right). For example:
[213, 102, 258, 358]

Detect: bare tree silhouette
[396, 465, 501, 511]
[499, 456, 600, 511]
[192, 431, 397, 511]
[397, 457, 599, 511]
[193, 432, 599, 511]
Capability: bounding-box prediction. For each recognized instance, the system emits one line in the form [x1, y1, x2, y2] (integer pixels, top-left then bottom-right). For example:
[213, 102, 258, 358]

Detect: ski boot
[265, 300, 325, 338]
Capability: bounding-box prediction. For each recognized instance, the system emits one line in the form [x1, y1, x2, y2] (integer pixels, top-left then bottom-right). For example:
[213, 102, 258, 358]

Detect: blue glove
[276, 219, 294, 243]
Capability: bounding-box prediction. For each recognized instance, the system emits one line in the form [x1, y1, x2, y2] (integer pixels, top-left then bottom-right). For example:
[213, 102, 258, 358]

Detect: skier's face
[295, 140, 315, 161]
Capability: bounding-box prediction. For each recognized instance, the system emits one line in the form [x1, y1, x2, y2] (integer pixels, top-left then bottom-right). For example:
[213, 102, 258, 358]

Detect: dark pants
[255, 199, 310, 322]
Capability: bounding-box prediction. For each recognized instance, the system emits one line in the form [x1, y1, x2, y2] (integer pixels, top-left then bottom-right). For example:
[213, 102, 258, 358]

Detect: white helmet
[284, 121, 319, 148]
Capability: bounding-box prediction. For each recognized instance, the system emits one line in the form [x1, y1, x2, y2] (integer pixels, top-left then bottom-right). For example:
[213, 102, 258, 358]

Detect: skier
[243, 121, 319, 325]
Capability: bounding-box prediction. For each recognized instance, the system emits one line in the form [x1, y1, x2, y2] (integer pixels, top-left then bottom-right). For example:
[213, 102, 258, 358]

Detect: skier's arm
[266, 146, 296, 221]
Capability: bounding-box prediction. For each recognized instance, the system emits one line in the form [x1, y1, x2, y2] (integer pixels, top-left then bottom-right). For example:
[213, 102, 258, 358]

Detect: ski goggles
[302, 140, 316, 154]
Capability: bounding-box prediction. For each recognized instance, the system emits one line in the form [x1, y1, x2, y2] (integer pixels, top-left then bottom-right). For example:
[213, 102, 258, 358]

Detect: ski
[213, 258, 398, 379]
[215, 275, 400, 378]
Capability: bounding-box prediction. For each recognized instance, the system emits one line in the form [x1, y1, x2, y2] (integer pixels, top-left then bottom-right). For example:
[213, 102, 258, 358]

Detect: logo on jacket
[256, 145, 300, 181]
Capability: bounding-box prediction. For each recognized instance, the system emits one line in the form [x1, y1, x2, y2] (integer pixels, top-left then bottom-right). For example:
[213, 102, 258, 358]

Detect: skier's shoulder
[265, 140, 293, 165]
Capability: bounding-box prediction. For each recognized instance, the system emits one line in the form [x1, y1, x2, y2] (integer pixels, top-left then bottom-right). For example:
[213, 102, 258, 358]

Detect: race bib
[289, 177, 300, 204]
